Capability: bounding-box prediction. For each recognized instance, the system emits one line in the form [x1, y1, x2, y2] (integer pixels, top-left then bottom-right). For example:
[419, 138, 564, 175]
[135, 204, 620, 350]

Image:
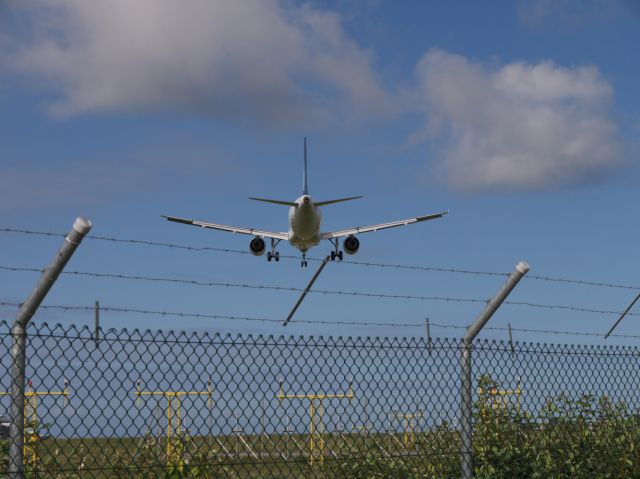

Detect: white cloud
[415, 49, 623, 192]
[6, 0, 391, 125]
[2, 3, 628, 194]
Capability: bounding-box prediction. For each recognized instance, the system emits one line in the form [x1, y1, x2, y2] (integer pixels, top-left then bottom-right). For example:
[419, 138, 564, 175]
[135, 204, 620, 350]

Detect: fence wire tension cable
[283, 255, 331, 327]
[604, 292, 640, 339]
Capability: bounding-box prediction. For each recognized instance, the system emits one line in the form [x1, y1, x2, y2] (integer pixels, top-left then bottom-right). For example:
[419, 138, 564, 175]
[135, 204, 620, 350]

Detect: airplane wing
[320, 211, 448, 240]
[162, 215, 289, 240]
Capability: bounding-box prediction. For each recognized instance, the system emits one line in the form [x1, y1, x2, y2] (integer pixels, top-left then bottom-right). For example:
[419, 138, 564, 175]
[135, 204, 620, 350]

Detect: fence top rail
[0, 319, 639, 355]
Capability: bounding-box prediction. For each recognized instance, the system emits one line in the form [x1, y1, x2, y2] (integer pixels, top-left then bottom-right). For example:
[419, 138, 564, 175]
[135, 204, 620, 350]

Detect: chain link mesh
[1, 320, 640, 477]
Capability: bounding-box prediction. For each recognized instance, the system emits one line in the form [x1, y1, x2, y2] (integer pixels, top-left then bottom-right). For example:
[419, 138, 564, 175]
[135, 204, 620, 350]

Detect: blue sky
[0, 0, 638, 344]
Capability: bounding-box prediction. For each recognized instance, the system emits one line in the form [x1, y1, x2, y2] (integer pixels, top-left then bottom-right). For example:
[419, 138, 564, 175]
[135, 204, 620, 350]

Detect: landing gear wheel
[275, 252, 280, 262]
[267, 252, 272, 262]
[330, 251, 336, 261]
[338, 251, 343, 261]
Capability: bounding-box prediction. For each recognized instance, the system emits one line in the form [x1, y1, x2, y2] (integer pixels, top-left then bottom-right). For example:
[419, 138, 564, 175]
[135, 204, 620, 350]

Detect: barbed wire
[487, 324, 640, 339]
[524, 274, 639, 291]
[2, 227, 638, 290]
[0, 301, 426, 328]
[0, 228, 509, 276]
[3, 264, 637, 318]
[0, 227, 251, 255]
[0, 265, 491, 302]
[1, 300, 638, 339]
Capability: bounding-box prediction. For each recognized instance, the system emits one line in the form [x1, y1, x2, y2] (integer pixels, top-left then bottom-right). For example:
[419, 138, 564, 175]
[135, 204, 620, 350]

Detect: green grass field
[1, 429, 459, 478]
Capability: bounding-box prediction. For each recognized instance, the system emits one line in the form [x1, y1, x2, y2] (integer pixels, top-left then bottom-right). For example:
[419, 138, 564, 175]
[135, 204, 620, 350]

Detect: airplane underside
[263, 232, 350, 267]
[290, 236, 320, 249]
[288, 237, 322, 267]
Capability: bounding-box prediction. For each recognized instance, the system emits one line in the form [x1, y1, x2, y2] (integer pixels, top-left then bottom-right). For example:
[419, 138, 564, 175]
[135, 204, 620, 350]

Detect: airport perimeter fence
[2, 321, 640, 478]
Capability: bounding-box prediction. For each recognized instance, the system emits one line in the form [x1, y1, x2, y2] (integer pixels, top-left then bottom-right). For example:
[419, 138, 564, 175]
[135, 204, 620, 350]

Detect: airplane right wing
[162, 215, 289, 240]
[320, 211, 448, 239]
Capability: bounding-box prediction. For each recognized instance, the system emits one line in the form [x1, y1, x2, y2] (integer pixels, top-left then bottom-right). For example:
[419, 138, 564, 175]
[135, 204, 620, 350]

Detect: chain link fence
[2, 320, 640, 477]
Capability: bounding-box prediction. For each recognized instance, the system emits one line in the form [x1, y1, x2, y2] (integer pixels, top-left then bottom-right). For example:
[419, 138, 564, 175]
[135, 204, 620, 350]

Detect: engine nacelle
[343, 235, 360, 255]
[249, 237, 266, 256]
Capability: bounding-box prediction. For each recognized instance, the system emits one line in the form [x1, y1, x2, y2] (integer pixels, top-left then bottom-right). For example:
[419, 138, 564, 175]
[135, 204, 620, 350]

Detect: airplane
[162, 139, 448, 267]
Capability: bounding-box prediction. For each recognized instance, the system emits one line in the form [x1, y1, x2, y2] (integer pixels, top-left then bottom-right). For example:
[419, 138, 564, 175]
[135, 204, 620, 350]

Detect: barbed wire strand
[0, 301, 426, 328]
[2, 265, 637, 318]
[1, 301, 638, 339]
[2, 227, 638, 291]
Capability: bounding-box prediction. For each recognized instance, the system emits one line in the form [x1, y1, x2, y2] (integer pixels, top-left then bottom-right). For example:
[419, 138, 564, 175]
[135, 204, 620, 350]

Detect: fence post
[460, 261, 529, 479]
[8, 217, 92, 478]
[94, 300, 100, 348]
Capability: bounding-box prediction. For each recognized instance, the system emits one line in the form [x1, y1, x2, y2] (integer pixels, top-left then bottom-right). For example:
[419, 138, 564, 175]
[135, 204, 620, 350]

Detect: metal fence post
[8, 217, 92, 478]
[460, 261, 529, 479]
[94, 300, 100, 348]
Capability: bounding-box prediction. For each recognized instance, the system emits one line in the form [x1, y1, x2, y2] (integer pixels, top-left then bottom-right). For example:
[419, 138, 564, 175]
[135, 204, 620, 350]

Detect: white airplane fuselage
[288, 195, 321, 252]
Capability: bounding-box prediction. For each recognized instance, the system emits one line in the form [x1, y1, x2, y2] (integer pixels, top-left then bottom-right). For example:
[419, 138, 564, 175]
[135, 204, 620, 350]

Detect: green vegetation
[329, 376, 640, 478]
[4, 377, 640, 478]
[470, 375, 640, 479]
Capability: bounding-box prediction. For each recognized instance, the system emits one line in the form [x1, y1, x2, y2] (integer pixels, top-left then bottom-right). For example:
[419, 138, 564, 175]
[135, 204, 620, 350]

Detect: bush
[472, 375, 640, 479]
[332, 375, 640, 478]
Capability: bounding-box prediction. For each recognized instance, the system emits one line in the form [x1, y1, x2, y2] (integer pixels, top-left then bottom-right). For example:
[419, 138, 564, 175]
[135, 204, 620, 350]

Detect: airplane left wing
[320, 211, 448, 240]
[162, 215, 289, 240]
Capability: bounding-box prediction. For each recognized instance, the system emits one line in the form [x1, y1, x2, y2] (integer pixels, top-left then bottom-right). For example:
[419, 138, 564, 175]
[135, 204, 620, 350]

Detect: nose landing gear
[301, 250, 308, 267]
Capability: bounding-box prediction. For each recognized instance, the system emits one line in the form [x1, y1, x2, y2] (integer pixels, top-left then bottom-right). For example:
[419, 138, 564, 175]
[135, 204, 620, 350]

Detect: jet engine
[343, 235, 360, 255]
[249, 237, 266, 256]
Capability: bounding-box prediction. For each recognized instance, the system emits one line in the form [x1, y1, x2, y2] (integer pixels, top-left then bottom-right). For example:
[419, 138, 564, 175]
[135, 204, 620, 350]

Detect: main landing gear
[329, 239, 343, 262]
[267, 238, 281, 262]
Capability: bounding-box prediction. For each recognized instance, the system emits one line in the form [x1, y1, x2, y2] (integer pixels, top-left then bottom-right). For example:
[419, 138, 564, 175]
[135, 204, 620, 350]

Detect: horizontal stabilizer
[314, 196, 363, 207]
[249, 197, 298, 207]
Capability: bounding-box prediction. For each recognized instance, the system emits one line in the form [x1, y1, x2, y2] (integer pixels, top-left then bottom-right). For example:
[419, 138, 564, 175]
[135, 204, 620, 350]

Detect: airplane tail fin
[303, 137, 308, 195]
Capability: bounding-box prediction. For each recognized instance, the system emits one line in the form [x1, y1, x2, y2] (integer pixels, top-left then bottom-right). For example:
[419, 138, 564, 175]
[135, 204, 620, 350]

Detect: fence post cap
[73, 217, 92, 234]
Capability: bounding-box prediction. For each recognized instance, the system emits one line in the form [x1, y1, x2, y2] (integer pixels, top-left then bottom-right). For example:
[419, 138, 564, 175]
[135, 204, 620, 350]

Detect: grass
[1, 430, 459, 478]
